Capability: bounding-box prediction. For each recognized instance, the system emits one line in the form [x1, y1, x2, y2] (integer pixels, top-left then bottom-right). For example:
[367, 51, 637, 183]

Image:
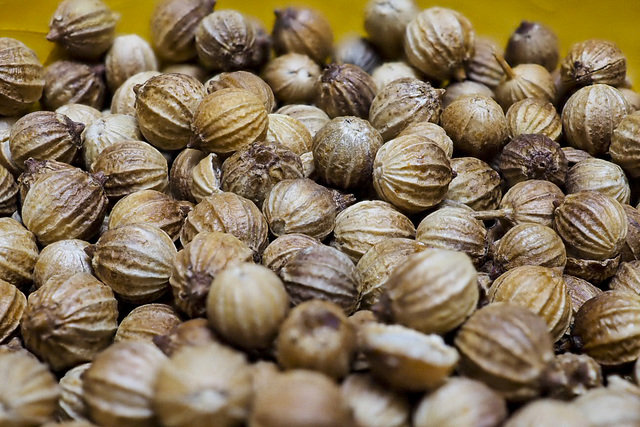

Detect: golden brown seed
[275, 104, 330, 138]
[91, 140, 168, 200]
[47, 0, 118, 60]
[498, 134, 568, 187]
[180, 192, 268, 255]
[206, 71, 275, 112]
[262, 53, 321, 104]
[105, 35, 158, 92]
[371, 61, 421, 93]
[505, 21, 559, 72]
[170, 148, 206, 203]
[92, 224, 177, 303]
[441, 94, 509, 159]
[489, 266, 571, 341]
[561, 84, 630, 156]
[359, 322, 459, 391]
[446, 157, 502, 211]
[153, 343, 253, 427]
[171, 231, 253, 318]
[573, 290, 640, 366]
[506, 97, 562, 141]
[264, 113, 313, 155]
[313, 116, 383, 189]
[21, 273, 118, 371]
[561, 39, 627, 88]
[564, 146, 595, 166]
[0, 279, 24, 343]
[498, 180, 565, 227]
[82, 114, 142, 170]
[357, 238, 426, 309]
[505, 400, 589, 427]
[10, 111, 84, 169]
[334, 200, 416, 262]
[0, 218, 38, 288]
[191, 88, 268, 155]
[404, 7, 475, 81]
[494, 56, 556, 111]
[250, 369, 352, 427]
[566, 158, 630, 204]
[33, 239, 92, 289]
[41, 61, 106, 111]
[108, 190, 191, 242]
[553, 191, 628, 261]
[0, 351, 59, 426]
[386, 249, 478, 334]
[135, 73, 206, 151]
[442, 80, 493, 109]
[454, 303, 555, 401]
[150, 0, 215, 63]
[413, 378, 507, 427]
[195, 10, 261, 71]
[610, 260, 640, 295]
[564, 275, 602, 316]
[364, 0, 418, 60]
[341, 373, 410, 427]
[0, 38, 44, 116]
[115, 304, 181, 343]
[369, 78, 444, 141]
[221, 141, 304, 208]
[272, 6, 333, 63]
[466, 37, 505, 89]
[21, 166, 108, 245]
[276, 300, 355, 378]
[190, 153, 222, 203]
[610, 111, 640, 178]
[58, 363, 90, 421]
[573, 388, 640, 427]
[83, 341, 167, 427]
[153, 318, 217, 356]
[494, 223, 566, 273]
[333, 35, 381, 73]
[110, 71, 160, 116]
[373, 135, 452, 213]
[315, 64, 376, 119]
[417, 207, 487, 266]
[262, 233, 320, 274]
[279, 244, 360, 314]
[207, 263, 289, 350]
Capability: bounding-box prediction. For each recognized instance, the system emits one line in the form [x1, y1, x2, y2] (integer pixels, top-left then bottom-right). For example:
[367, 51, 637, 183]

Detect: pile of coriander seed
[0, 0, 639, 425]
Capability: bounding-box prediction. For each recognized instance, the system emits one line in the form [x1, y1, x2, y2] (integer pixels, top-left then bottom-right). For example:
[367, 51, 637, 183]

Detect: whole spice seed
[369, 77, 444, 141]
[0, 38, 45, 116]
[404, 7, 475, 81]
[47, 0, 119, 60]
[272, 6, 334, 64]
[364, 0, 419, 60]
[42, 60, 106, 111]
[505, 21, 560, 72]
[314, 63, 376, 119]
[385, 248, 479, 335]
[21, 272, 118, 371]
[150, 0, 216, 63]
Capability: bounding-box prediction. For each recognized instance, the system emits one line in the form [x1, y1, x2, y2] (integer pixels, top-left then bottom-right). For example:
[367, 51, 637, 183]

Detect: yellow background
[0, 0, 638, 83]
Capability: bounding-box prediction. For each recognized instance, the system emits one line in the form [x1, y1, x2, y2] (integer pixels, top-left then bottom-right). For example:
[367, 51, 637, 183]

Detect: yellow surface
[0, 0, 638, 83]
